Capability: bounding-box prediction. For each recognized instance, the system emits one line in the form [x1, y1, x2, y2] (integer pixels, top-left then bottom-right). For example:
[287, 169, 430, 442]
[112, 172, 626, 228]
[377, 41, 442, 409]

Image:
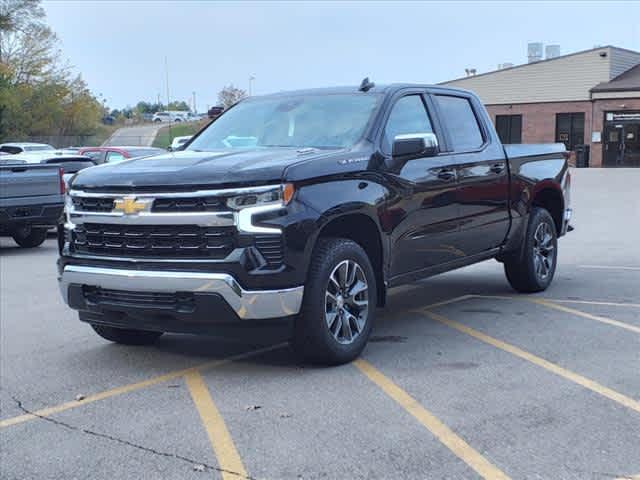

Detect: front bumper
[59, 265, 304, 321]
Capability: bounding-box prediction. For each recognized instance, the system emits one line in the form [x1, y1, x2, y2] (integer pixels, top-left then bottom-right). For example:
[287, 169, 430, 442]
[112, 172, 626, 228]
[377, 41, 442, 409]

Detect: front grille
[83, 287, 194, 310]
[72, 197, 115, 212]
[152, 197, 225, 212]
[254, 235, 284, 267]
[72, 223, 235, 259]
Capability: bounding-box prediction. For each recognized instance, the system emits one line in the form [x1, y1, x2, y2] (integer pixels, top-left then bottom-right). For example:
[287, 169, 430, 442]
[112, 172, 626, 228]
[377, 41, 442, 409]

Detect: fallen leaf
[193, 464, 206, 472]
[245, 405, 262, 411]
[75, 394, 85, 401]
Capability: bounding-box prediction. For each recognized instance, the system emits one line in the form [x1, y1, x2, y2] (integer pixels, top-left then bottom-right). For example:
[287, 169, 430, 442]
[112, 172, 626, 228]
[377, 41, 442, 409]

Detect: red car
[77, 146, 165, 164]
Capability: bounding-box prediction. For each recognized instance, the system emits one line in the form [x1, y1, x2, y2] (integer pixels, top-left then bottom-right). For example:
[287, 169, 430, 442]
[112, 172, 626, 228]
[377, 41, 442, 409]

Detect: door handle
[490, 163, 505, 174]
[437, 168, 456, 181]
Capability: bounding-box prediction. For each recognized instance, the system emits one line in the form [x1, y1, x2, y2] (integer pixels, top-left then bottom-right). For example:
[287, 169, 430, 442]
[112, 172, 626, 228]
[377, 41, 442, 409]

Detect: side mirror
[392, 133, 439, 158]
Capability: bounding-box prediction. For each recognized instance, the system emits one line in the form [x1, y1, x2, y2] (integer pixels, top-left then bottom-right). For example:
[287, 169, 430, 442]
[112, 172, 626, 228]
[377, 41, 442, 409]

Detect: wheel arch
[314, 212, 387, 307]
[531, 184, 564, 235]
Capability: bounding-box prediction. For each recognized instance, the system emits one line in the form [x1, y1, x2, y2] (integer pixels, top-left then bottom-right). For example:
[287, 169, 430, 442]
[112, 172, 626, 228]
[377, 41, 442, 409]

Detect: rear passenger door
[431, 92, 510, 255]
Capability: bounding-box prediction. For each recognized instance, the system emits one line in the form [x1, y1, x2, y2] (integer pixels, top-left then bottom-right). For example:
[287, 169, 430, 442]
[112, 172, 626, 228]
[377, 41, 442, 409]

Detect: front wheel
[91, 324, 163, 345]
[12, 226, 47, 248]
[293, 238, 376, 365]
[504, 207, 558, 293]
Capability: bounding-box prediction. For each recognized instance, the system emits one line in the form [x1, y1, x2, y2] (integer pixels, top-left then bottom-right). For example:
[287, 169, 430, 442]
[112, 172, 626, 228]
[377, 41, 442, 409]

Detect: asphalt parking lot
[1, 168, 639, 480]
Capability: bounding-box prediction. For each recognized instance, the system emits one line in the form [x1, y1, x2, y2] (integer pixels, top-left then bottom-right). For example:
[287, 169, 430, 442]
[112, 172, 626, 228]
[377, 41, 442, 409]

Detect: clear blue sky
[43, 1, 640, 111]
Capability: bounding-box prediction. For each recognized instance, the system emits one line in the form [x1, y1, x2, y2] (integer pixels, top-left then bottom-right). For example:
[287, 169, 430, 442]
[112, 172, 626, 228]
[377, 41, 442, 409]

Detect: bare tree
[217, 84, 247, 109]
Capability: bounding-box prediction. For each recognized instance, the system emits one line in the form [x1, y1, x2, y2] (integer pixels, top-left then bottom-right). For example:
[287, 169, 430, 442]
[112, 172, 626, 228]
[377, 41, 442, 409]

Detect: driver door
[385, 93, 462, 280]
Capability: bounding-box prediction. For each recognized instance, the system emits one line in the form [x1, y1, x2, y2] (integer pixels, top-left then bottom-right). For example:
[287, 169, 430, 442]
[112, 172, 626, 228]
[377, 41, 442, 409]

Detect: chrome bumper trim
[59, 265, 303, 320]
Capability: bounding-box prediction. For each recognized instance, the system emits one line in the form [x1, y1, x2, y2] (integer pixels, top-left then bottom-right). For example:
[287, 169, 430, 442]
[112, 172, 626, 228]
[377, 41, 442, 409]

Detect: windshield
[188, 93, 380, 151]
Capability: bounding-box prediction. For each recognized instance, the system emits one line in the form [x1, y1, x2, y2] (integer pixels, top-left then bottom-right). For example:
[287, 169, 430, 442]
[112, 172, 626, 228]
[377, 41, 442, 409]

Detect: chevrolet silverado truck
[1, 161, 65, 247]
[58, 82, 572, 364]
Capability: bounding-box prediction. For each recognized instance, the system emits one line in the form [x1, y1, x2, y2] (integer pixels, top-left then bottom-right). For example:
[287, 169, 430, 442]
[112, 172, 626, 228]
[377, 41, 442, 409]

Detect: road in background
[1, 169, 639, 479]
[101, 123, 165, 147]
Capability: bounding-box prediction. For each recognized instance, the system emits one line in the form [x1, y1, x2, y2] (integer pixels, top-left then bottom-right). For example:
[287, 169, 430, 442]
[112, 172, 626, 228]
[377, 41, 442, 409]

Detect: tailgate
[0, 164, 61, 199]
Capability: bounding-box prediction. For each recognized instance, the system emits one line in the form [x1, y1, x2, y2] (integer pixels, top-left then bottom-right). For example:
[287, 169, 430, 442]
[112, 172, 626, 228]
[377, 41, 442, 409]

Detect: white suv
[151, 111, 183, 123]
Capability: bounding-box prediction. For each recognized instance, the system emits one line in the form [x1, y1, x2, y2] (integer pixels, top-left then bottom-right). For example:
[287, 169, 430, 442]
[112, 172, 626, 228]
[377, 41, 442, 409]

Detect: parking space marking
[185, 371, 248, 480]
[422, 311, 640, 414]
[527, 298, 640, 334]
[0, 343, 287, 429]
[543, 299, 640, 308]
[579, 265, 640, 271]
[470, 295, 640, 334]
[354, 359, 511, 480]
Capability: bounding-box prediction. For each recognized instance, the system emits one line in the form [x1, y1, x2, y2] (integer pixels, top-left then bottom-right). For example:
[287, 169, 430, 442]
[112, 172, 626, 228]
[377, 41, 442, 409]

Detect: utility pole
[249, 75, 255, 96]
[165, 56, 170, 108]
[192, 91, 196, 113]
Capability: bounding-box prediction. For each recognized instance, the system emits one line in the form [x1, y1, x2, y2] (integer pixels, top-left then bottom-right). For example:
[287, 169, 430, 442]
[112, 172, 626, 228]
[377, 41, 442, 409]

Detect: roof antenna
[359, 77, 375, 92]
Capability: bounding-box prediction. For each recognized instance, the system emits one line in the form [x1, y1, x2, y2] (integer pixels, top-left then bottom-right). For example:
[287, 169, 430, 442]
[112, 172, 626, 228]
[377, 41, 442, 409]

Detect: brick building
[443, 46, 640, 167]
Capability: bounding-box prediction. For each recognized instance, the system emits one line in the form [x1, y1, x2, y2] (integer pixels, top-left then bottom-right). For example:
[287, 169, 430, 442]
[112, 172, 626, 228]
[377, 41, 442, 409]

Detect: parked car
[152, 111, 184, 123]
[58, 82, 572, 365]
[0, 142, 55, 154]
[169, 135, 192, 151]
[0, 161, 65, 248]
[207, 106, 224, 119]
[77, 146, 165, 164]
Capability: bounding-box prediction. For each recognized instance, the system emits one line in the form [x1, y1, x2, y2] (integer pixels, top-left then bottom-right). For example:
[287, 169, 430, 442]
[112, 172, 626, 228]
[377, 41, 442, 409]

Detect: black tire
[504, 207, 558, 293]
[91, 324, 163, 345]
[12, 226, 47, 248]
[293, 238, 377, 365]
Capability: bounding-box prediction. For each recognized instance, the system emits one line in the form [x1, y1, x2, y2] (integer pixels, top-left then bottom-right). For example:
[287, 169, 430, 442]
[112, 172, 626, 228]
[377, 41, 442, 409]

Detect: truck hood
[71, 148, 341, 191]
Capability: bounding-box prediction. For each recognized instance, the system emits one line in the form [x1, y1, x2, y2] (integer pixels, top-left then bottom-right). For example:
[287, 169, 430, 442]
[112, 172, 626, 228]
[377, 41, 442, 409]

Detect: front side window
[188, 93, 381, 151]
[434, 95, 484, 151]
[383, 95, 434, 153]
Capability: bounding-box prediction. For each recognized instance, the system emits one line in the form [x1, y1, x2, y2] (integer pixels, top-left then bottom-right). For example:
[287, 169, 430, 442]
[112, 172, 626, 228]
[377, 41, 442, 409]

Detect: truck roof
[257, 83, 474, 98]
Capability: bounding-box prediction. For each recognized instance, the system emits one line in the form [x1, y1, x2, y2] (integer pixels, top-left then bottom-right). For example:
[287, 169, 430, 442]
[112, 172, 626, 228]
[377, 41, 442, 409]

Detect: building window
[555, 113, 585, 150]
[495, 115, 522, 144]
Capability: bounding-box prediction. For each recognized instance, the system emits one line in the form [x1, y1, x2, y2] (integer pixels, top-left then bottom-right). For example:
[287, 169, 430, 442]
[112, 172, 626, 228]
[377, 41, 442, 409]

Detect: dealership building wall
[443, 46, 640, 167]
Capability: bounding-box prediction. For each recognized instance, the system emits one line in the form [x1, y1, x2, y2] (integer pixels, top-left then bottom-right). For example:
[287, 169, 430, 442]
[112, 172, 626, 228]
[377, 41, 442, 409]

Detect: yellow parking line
[354, 359, 511, 480]
[543, 299, 640, 308]
[527, 298, 640, 334]
[579, 265, 640, 271]
[185, 371, 248, 480]
[465, 295, 640, 334]
[422, 311, 640, 414]
[0, 343, 287, 429]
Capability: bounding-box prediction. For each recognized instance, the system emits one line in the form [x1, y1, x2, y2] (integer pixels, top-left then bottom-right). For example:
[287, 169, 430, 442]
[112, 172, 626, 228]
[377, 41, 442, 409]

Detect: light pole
[192, 91, 197, 113]
[249, 75, 255, 96]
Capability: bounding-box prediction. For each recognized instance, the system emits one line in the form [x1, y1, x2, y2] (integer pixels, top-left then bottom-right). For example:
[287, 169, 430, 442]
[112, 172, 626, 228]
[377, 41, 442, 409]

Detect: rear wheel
[91, 324, 163, 345]
[293, 238, 376, 365]
[12, 226, 47, 248]
[504, 207, 558, 293]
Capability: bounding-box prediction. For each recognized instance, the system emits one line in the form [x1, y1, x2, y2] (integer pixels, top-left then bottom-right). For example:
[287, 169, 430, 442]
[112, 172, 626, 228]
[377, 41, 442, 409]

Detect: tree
[217, 85, 247, 109]
[0, 0, 102, 143]
[167, 100, 190, 111]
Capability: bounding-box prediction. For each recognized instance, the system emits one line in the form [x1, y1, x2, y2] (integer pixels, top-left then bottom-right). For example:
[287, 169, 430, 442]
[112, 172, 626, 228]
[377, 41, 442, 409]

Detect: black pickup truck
[58, 82, 572, 364]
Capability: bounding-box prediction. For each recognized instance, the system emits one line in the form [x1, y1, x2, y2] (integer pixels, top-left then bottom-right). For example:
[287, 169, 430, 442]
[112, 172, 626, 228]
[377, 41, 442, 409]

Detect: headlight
[226, 184, 294, 210]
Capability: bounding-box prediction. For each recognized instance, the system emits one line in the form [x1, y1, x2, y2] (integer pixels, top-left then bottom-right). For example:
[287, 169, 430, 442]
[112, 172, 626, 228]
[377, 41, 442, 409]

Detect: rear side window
[383, 95, 434, 154]
[434, 95, 484, 151]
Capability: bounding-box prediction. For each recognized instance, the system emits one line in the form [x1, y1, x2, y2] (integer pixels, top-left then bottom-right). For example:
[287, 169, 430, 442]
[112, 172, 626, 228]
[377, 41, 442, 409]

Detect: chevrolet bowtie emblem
[113, 196, 148, 215]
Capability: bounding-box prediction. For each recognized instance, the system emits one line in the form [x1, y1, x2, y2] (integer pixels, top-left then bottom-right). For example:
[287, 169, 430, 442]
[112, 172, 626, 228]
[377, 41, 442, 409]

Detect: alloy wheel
[324, 259, 369, 345]
[533, 222, 555, 280]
